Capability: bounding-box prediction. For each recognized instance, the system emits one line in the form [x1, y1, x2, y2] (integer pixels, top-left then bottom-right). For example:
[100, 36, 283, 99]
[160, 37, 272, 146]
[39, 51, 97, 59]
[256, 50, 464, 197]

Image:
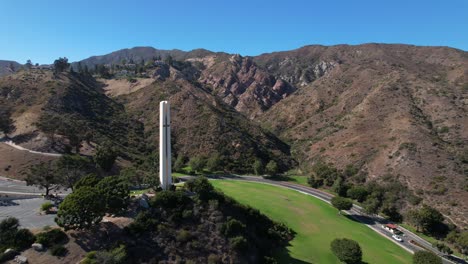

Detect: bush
[412, 251, 442, 264]
[331, 196, 353, 213]
[185, 176, 215, 201]
[150, 190, 190, 209]
[35, 229, 68, 247]
[229, 236, 248, 252]
[221, 218, 246, 237]
[176, 230, 192, 242]
[50, 244, 68, 256]
[330, 238, 362, 264]
[13, 229, 36, 250]
[41, 201, 54, 212]
[207, 254, 221, 264]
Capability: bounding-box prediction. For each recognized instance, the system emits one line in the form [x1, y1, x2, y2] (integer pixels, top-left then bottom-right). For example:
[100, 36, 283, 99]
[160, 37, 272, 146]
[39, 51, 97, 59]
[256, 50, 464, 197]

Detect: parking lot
[0, 197, 57, 229]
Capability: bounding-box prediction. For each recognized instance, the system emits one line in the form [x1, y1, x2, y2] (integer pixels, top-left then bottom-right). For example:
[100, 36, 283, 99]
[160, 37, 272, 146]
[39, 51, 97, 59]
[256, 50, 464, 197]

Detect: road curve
[183, 175, 464, 264]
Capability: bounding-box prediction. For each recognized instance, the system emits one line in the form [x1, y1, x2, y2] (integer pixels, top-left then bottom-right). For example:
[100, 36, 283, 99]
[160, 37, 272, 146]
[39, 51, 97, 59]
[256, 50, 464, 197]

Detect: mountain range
[0, 43, 467, 226]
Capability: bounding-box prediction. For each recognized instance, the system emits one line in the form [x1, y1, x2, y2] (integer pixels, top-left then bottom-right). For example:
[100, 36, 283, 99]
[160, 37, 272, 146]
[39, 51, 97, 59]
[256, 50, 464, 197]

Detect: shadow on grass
[275, 247, 311, 264]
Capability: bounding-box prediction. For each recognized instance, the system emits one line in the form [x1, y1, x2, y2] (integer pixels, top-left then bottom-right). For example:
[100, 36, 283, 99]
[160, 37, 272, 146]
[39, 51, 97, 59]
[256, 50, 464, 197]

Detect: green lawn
[211, 180, 412, 264]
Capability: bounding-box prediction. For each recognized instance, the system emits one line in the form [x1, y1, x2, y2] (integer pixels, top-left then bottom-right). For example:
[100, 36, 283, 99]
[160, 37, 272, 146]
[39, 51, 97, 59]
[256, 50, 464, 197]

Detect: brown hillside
[254, 44, 468, 225]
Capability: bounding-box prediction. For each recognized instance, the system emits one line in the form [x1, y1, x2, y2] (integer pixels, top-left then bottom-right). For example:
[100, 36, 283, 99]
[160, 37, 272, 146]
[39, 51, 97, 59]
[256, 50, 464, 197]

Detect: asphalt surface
[0, 176, 68, 228]
[0, 197, 57, 228]
[181, 175, 465, 264]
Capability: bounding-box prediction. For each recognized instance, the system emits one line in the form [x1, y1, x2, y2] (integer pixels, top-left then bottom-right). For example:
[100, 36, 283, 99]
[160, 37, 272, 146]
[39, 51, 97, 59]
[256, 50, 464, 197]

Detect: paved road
[0, 176, 69, 196]
[1, 140, 62, 157]
[181, 175, 465, 264]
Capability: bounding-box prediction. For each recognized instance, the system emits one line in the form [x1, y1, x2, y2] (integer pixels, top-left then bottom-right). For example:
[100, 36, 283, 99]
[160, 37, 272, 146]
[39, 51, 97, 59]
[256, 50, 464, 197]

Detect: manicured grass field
[211, 180, 412, 264]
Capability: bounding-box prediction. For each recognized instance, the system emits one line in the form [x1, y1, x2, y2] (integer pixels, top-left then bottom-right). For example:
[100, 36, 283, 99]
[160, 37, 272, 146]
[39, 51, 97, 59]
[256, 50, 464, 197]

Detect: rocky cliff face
[197, 54, 296, 118]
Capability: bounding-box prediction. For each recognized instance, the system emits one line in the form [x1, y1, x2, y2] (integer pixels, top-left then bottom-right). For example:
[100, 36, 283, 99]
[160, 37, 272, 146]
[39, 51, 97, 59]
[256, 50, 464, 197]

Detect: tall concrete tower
[159, 101, 172, 190]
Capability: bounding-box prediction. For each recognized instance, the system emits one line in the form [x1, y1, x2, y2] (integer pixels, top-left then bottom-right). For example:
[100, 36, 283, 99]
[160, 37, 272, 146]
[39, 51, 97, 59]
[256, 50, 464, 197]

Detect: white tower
[159, 101, 172, 190]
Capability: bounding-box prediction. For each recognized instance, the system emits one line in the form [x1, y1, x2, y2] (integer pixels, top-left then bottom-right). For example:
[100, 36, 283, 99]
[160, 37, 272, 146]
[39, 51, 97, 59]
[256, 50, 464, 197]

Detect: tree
[406, 205, 444, 234]
[143, 174, 160, 191]
[253, 159, 264, 175]
[24, 162, 61, 196]
[0, 106, 15, 137]
[331, 177, 348, 197]
[265, 160, 279, 176]
[331, 196, 353, 214]
[189, 156, 206, 174]
[412, 251, 442, 264]
[55, 186, 105, 230]
[96, 176, 130, 214]
[94, 141, 118, 171]
[56, 154, 92, 190]
[362, 195, 381, 215]
[381, 205, 403, 222]
[206, 153, 222, 172]
[25, 59, 32, 69]
[185, 176, 215, 201]
[346, 186, 368, 202]
[53, 57, 70, 73]
[73, 174, 100, 190]
[173, 155, 186, 172]
[434, 242, 453, 255]
[330, 238, 362, 264]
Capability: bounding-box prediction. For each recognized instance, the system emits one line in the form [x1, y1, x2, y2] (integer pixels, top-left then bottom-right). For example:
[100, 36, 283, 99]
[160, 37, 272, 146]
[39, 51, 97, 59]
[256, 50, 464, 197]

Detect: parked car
[392, 234, 403, 242]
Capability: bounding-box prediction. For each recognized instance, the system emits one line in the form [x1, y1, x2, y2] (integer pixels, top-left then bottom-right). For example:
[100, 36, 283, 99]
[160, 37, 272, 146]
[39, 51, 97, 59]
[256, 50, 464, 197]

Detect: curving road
[180, 175, 465, 264]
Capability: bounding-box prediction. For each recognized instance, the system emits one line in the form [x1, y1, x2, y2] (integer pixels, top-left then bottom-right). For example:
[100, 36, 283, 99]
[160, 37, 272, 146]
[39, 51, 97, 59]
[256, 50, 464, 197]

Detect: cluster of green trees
[253, 159, 279, 176]
[308, 162, 418, 221]
[173, 154, 225, 174]
[55, 174, 130, 230]
[24, 150, 118, 196]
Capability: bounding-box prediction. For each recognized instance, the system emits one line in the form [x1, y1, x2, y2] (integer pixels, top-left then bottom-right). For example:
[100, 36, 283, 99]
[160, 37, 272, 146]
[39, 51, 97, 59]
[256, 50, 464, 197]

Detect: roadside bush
[13, 229, 36, 250]
[41, 201, 54, 212]
[412, 250, 442, 264]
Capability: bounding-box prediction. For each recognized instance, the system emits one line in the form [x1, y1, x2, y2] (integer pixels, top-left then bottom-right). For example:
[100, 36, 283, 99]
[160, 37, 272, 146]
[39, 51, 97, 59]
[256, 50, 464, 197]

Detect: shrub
[207, 254, 221, 264]
[330, 238, 362, 264]
[176, 230, 192, 242]
[41, 201, 54, 212]
[221, 219, 245, 237]
[35, 229, 67, 247]
[13, 229, 36, 250]
[150, 190, 190, 209]
[50, 244, 68, 256]
[185, 176, 215, 201]
[331, 196, 353, 214]
[412, 251, 442, 264]
[229, 236, 248, 252]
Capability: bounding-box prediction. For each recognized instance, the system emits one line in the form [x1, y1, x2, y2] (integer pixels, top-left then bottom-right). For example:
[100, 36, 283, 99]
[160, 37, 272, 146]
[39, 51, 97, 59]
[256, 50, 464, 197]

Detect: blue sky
[1, 0, 467, 64]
